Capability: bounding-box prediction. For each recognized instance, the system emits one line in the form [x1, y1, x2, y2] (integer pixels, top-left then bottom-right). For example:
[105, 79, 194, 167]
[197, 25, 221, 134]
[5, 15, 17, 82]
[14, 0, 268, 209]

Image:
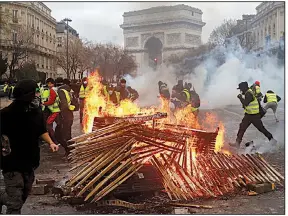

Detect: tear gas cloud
[125, 40, 284, 109]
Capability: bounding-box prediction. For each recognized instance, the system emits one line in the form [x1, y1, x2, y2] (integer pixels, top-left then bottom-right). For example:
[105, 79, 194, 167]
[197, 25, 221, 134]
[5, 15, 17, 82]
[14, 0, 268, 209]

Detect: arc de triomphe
[120, 4, 206, 70]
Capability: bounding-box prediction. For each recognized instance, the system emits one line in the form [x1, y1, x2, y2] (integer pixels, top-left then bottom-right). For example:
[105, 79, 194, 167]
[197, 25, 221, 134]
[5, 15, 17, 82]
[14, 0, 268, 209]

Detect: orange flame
[83, 71, 228, 154]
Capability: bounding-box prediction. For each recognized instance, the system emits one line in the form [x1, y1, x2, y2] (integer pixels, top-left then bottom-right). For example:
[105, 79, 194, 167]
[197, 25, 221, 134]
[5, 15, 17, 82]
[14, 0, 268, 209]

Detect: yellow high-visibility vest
[244, 89, 259, 114]
[182, 89, 190, 102]
[266, 93, 277, 103]
[3, 84, 8, 93]
[61, 89, 75, 111]
[79, 85, 86, 99]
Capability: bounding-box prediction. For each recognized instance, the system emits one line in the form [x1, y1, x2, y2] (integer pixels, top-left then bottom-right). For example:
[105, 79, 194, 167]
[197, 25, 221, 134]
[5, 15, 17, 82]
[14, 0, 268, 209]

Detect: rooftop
[123, 4, 203, 17]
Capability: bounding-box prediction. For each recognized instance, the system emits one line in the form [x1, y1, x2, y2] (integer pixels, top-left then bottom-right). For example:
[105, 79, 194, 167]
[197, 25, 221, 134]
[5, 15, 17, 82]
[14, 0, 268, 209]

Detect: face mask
[29, 96, 41, 109]
[84, 81, 88, 85]
[108, 91, 113, 95]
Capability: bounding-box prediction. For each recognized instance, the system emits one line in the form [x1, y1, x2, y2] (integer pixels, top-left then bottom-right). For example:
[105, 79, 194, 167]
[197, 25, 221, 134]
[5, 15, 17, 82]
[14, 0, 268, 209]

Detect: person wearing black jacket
[0, 80, 58, 214]
[229, 82, 276, 148]
[116, 79, 130, 101]
[57, 79, 74, 156]
[263, 90, 281, 122]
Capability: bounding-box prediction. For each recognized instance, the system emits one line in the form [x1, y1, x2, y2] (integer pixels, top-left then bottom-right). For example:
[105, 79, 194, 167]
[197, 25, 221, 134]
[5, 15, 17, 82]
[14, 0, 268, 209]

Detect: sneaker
[269, 138, 278, 147]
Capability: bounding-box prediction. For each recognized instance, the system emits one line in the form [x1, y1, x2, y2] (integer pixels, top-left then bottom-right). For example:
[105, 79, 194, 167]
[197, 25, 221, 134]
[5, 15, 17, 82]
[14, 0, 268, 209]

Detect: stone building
[56, 21, 79, 78]
[250, 1, 285, 50]
[0, 2, 57, 78]
[56, 21, 79, 47]
[120, 4, 205, 70]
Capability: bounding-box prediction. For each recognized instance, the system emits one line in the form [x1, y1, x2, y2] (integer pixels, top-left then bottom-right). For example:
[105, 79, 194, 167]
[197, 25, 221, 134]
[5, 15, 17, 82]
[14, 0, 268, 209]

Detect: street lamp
[63, 18, 72, 79]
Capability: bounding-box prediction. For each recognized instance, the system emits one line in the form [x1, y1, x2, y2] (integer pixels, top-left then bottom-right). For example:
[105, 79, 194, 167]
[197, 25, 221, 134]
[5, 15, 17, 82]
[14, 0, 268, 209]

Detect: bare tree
[57, 37, 85, 79]
[3, 27, 34, 80]
[88, 43, 137, 81]
[208, 19, 237, 46]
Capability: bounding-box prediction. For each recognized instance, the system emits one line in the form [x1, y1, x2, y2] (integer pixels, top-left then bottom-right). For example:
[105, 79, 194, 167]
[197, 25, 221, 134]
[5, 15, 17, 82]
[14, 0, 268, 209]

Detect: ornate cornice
[123, 4, 203, 16]
[123, 22, 202, 35]
[125, 46, 195, 53]
[121, 17, 205, 29]
[251, 2, 284, 24]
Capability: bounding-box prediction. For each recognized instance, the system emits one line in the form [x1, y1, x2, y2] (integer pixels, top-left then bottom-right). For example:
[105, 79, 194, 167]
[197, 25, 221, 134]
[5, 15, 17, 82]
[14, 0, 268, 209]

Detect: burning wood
[65, 116, 284, 203]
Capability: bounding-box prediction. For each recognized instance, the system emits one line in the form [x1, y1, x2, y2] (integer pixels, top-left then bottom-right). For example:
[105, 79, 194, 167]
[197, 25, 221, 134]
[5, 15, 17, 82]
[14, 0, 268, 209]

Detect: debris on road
[170, 202, 213, 209]
[247, 182, 276, 194]
[62, 114, 284, 204]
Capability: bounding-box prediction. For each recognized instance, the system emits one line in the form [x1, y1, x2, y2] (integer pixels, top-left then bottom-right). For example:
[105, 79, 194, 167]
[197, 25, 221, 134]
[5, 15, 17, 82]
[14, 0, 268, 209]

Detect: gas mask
[29, 96, 41, 109]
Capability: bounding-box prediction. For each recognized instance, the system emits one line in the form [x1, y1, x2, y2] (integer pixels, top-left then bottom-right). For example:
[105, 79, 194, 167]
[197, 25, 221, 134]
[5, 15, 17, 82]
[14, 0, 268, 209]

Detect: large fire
[83, 71, 227, 154]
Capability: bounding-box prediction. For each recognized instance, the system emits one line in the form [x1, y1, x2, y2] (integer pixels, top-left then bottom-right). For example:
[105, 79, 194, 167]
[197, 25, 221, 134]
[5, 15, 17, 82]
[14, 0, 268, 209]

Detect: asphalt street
[213, 102, 285, 153]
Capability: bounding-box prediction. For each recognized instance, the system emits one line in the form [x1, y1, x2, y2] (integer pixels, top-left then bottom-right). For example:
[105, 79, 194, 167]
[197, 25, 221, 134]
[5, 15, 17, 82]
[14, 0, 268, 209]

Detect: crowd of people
[0, 75, 282, 214]
[158, 80, 201, 116]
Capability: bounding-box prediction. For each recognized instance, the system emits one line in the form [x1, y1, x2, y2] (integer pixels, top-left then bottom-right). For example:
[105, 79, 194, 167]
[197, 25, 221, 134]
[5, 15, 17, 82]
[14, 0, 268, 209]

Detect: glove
[237, 94, 242, 99]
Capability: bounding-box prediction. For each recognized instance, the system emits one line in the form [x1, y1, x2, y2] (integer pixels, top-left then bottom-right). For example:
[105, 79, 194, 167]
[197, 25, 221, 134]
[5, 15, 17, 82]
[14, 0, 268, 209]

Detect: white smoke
[124, 65, 177, 107]
[124, 40, 284, 109]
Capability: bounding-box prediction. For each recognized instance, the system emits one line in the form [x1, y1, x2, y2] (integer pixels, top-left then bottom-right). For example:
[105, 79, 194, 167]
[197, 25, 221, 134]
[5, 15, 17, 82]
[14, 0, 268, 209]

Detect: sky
[45, 1, 260, 46]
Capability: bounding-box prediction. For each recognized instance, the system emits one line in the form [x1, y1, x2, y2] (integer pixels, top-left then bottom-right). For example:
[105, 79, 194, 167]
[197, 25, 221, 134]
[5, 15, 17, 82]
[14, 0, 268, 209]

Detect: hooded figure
[0, 79, 58, 214]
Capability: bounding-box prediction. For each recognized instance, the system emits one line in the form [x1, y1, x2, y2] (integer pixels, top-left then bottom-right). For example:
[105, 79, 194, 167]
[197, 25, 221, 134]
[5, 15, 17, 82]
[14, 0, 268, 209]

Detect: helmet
[255, 81, 260, 86]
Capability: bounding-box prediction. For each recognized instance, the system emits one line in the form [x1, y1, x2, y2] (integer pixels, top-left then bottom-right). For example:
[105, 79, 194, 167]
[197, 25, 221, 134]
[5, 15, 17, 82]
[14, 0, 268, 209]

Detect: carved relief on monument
[123, 23, 202, 34]
[141, 33, 152, 47]
[185, 33, 201, 44]
[126, 36, 139, 47]
[166, 33, 181, 45]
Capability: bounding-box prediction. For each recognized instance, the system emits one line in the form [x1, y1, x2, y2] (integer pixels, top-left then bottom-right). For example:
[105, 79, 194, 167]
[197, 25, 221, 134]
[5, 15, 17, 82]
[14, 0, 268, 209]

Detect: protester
[0, 79, 59, 214]
[42, 78, 61, 144]
[116, 78, 129, 101]
[57, 79, 75, 156]
[263, 90, 281, 122]
[79, 77, 88, 124]
[229, 82, 277, 148]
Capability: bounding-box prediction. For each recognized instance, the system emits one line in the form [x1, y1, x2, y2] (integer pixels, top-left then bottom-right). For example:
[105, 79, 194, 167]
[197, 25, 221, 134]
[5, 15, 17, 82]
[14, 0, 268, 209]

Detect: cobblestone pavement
[0, 98, 285, 214]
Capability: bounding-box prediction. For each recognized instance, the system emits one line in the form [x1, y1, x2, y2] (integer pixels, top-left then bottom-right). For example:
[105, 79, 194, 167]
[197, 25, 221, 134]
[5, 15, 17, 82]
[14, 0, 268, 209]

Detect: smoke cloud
[125, 40, 284, 109]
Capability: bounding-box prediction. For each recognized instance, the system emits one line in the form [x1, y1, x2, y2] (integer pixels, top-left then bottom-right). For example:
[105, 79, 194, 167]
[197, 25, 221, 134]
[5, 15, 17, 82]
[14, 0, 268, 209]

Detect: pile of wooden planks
[66, 118, 284, 202]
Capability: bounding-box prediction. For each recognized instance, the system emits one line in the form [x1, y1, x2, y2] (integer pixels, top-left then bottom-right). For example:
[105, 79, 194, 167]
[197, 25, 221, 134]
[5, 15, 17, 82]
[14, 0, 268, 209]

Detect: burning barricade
[61, 72, 283, 206]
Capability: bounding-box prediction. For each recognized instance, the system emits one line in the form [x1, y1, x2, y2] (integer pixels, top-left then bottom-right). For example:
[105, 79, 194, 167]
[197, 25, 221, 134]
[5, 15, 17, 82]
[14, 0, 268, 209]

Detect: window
[12, 10, 18, 23]
[12, 10, 18, 19]
[12, 32, 17, 43]
[191, 12, 194, 16]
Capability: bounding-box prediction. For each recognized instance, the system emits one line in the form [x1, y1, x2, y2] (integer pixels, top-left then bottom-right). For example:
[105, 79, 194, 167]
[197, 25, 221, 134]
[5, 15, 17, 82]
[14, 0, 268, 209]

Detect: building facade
[120, 4, 205, 70]
[0, 2, 57, 78]
[250, 1, 285, 50]
[55, 21, 79, 78]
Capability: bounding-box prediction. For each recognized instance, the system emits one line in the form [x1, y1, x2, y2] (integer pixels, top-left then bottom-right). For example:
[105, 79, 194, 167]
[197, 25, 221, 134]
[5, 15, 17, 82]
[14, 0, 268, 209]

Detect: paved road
[0, 98, 285, 214]
[199, 102, 285, 153]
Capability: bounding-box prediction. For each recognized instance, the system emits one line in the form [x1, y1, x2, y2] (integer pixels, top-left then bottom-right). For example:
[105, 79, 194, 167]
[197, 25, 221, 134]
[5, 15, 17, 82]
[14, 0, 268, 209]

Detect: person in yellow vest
[179, 87, 199, 116]
[3, 82, 8, 94]
[103, 84, 120, 106]
[250, 80, 263, 102]
[8, 82, 16, 100]
[79, 77, 88, 124]
[263, 90, 281, 122]
[229, 82, 276, 148]
[57, 78, 75, 156]
[42, 78, 61, 144]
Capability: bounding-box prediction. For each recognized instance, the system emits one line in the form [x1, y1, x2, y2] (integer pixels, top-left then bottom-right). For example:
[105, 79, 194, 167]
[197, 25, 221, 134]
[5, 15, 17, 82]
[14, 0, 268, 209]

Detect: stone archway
[144, 37, 163, 68]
